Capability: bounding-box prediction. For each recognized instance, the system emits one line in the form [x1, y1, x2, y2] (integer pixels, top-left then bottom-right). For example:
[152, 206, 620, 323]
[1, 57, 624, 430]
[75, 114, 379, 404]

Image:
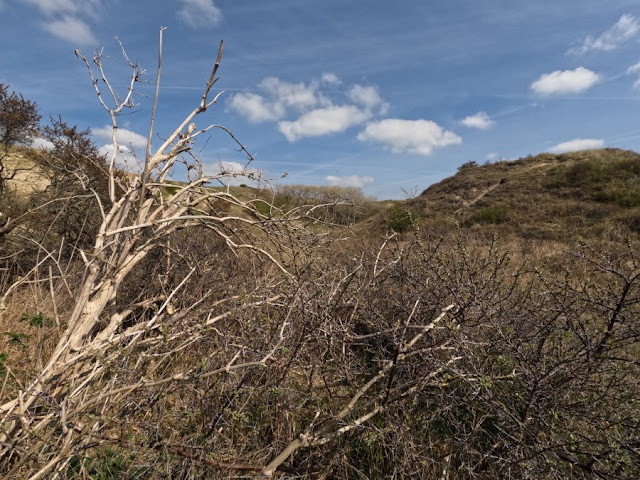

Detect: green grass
[466, 205, 509, 225]
[401, 148, 640, 245]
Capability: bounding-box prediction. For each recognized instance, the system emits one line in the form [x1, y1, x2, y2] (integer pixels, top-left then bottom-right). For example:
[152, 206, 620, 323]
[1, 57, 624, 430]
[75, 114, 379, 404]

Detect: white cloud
[202, 161, 262, 186]
[628, 61, 640, 74]
[321, 73, 341, 85]
[217, 161, 247, 175]
[461, 112, 494, 129]
[259, 77, 318, 110]
[98, 144, 141, 172]
[229, 93, 283, 123]
[25, 0, 100, 17]
[231, 75, 392, 141]
[204, 161, 259, 176]
[279, 105, 371, 142]
[325, 175, 374, 188]
[230, 77, 320, 123]
[93, 126, 147, 149]
[348, 85, 384, 110]
[569, 14, 640, 55]
[24, 0, 100, 45]
[177, 0, 222, 28]
[42, 15, 96, 46]
[94, 126, 147, 172]
[357, 119, 462, 156]
[486, 152, 499, 161]
[31, 137, 54, 150]
[531, 67, 600, 96]
[549, 138, 604, 153]
[627, 61, 640, 89]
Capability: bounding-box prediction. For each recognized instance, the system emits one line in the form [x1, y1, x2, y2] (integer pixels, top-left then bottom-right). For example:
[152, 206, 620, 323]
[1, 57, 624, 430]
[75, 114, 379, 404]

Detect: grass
[466, 205, 509, 225]
[402, 148, 640, 249]
[2, 146, 640, 478]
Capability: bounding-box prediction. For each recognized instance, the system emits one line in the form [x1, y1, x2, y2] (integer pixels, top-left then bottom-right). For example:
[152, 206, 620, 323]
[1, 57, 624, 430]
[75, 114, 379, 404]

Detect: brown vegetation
[0, 32, 638, 479]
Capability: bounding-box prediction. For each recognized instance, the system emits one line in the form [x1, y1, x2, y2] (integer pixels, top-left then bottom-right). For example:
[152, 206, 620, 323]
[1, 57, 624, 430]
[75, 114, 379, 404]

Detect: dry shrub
[0, 33, 639, 480]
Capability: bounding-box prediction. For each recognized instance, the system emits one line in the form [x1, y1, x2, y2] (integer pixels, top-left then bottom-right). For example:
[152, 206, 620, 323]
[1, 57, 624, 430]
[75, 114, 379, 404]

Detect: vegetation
[269, 184, 377, 226]
[0, 82, 41, 196]
[457, 160, 478, 171]
[465, 204, 509, 225]
[386, 204, 419, 232]
[0, 33, 639, 479]
[410, 148, 640, 243]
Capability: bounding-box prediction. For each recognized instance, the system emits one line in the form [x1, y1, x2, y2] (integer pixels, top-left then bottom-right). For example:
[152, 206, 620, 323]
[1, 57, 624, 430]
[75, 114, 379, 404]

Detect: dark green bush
[547, 155, 640, 189]
[458, 160, 478, 171]
[387, 205, 418, 233]
[595, 181, 640, 207]
[20, 312, 52, 328]
[467, 205, 509, 225]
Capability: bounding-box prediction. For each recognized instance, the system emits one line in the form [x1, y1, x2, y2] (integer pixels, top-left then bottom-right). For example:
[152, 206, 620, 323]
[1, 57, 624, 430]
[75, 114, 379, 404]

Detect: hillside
[398, 148, 640, 242]
[1, 149, 49, 196]
[4, 147, 640, 244]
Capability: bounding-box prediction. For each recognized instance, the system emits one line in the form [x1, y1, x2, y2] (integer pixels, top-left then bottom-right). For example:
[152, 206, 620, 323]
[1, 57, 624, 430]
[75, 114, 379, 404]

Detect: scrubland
[0, 40, 638, 479]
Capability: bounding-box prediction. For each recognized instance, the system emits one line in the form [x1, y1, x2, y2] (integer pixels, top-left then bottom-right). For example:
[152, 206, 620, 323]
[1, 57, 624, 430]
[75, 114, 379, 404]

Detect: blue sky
[2, 1, 640, 198]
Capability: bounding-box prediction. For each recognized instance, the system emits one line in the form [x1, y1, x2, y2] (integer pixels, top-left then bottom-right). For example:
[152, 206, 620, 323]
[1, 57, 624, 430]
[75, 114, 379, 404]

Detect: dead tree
[0, 31, 471, 480]
[0, 29, 309, 479]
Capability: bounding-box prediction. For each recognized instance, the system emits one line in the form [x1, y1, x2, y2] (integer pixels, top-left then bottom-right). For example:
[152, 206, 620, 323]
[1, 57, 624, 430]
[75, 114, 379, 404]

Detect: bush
[467, 205, 509, 225]
[387, 205, 419, 232]
[458, 160, 478, 171]
[547, 154, 640, 188]
[272, 184, 376, 225]
[595, 181, 640, 207]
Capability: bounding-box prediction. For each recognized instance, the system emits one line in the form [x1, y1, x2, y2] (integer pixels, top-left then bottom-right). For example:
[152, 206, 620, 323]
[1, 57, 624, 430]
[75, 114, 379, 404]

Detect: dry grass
[401, 148, 640, 248]
[1, 147, 640, 479]
[0, 279, 68, 393]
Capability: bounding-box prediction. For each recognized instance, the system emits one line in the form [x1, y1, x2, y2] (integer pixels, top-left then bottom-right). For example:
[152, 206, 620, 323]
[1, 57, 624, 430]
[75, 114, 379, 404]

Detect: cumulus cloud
[93, 126, 147, 171]
[568, 14, 640, 55]
[31, 137, 55, 150]
[461, 112, 494, 129]
[204, 161, 259, 176]
[231, 75, 390, 142]
[24, 0, 100, 45]
[357, 119, 462, 156]
[627, 61, 640, 89]
[98, 144, 141, 172]
[259, 77, 318, 110]
[229, 93, 283, 123]
[325, 175, 374, 188]
[279, 106, 371, 142]
[230, 77, 320, 123]
[25, 0, 100, 17]
[549, 138, 604, 153]
[93, 126, 147, 150]
[42, 16, 97, 45]
[321, 73, 341, 85]
[177, 0, 222, 28]
[348, 84, 385, 111]
[202, 161, 262, 186]
[531, 67, 600, 96]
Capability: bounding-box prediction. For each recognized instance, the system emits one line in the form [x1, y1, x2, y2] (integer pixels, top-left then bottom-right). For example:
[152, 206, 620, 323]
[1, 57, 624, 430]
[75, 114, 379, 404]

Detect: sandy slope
[3, 151, 49, 196]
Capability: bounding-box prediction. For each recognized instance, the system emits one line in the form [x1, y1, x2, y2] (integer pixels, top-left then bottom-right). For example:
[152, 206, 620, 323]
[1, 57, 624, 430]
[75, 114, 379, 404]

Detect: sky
[2, 1, 640, 198]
